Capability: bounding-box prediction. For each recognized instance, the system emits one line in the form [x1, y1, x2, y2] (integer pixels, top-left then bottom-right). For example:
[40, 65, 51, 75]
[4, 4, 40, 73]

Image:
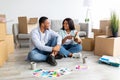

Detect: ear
[41, 23, 44, 26]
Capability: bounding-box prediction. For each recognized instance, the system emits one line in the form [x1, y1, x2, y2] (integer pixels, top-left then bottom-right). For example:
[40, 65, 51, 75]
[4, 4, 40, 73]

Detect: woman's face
[63, 20, 69, 30]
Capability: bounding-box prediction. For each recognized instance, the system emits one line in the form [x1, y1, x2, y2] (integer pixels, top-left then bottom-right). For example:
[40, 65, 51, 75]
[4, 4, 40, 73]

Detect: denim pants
[27, 37, 82, 61]
[60, 44, 82, 57]
[27, 37, 57, 62]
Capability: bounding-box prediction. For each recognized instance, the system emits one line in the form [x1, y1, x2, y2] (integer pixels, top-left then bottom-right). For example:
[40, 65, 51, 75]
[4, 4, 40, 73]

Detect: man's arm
[31, 31, 53, 52]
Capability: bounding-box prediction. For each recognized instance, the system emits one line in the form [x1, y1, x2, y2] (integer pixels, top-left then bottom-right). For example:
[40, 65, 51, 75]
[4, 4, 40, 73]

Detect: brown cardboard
[0, 40, 7, 67]
[92, 20, 112, 38]
[18, 17, 28, 34]
[92, 29, 102, 33]
[100, 20, 110, 32]
[82, 38, 94, 51]
[18, 16, 38, 34]
[5, 35, 15, 54]
[28, 18, 38, 24]
[118, 23, 120, 37]
[0, 14, 6, 23]
[92, 29, 105, 38]
[94, 35, 120, 56]
[0, 23, 6, 40]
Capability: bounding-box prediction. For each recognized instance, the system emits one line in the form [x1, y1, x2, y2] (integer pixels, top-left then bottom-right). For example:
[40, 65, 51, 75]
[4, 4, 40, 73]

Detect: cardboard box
[81, 38, 94, 51]
[28, 18, 38, 24]
[0, 14, 6, 23]
[5, 34, 15, 54]
[118, 25, 120, 37]
[92, 20, 113, 38]
[0, 40, 7, 67]
[100, 20, 110, 32]
[18, 17, 38, 34]
[18, 17, 28, 34]
[0, 23, 6, 40]
[92, 29, 105, 38]
[94, 35, 120, 56]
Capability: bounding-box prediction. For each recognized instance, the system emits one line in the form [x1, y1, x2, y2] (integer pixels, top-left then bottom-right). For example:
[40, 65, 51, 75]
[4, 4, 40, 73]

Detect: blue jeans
[27, 37, 58, 62]
[59, 44, 82, 57]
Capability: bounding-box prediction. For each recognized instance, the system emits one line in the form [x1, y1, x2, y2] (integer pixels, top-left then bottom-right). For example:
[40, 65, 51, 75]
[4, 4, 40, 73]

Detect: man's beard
[45, 26, 49, 30]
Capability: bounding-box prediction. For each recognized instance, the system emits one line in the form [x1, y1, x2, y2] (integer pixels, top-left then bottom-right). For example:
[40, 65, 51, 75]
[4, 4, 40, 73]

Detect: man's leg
[46, 37, 63, 59]
[45, 37, 58, 66]
[46, 37, 57, 47]
[28, 48, 48, 62]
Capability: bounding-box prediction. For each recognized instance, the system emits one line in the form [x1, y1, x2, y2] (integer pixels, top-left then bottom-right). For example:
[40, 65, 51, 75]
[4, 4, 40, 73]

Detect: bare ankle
[68, 53, 73, 57]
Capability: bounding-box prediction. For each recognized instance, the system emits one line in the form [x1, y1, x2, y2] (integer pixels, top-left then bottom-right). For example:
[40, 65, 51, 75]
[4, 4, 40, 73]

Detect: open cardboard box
[18, 16, 38, 34]
[92, 20, 113, 38]
[94, 35, 120, 56]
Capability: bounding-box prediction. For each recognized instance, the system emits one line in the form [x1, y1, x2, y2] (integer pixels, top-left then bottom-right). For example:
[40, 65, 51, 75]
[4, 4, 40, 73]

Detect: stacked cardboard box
[0, 14, 6, 23]
[0, 14, 15, 67]
[81, 38, 94, 51]
[5, 35, 15, 54]
[0, 40, 7, 67]
[0, 14, 6, 40]
[18, 17, 38, 34]
[94, 35, 120, 56]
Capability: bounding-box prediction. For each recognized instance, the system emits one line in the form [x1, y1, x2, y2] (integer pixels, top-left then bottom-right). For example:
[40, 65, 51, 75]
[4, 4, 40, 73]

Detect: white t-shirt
[64, 33, 73, 45]
[40, 31, 45, 45]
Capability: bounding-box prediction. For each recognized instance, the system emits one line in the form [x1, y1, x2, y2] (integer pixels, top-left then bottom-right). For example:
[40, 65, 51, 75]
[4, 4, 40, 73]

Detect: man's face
[42, 19, 50, 30]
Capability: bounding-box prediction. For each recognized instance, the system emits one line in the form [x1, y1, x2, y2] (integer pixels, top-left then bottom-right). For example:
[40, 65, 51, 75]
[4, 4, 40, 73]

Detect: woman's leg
[68, 44, 82, 53]
[59, 45, 72, 57]
[28, 48, 48, 62]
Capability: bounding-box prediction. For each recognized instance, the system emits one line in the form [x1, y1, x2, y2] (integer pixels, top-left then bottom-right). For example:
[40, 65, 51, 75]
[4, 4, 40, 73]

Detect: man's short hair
[39, 16, 48, 25]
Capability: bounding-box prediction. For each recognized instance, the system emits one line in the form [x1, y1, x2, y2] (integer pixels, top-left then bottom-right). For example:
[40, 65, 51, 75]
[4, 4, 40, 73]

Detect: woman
[58, 18, 82, 57]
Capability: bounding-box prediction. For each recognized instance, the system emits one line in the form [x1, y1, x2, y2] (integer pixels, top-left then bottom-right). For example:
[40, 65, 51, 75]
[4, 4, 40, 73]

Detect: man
[27, 16, 63, 66]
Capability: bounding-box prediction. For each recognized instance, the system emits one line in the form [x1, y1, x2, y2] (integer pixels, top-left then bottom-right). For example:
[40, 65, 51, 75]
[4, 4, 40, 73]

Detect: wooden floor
[0, 48, 120, 80]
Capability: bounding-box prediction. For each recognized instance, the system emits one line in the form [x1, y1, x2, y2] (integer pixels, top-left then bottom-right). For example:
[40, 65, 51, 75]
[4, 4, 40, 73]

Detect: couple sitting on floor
[27, 16, 82, 66]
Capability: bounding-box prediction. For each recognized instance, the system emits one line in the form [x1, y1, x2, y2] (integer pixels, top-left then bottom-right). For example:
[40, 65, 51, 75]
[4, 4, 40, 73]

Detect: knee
[77, 44, 82, 52]
[28, 50, 37, 60]
[50, 37, 57, 46]
[52, 37, 57, 42]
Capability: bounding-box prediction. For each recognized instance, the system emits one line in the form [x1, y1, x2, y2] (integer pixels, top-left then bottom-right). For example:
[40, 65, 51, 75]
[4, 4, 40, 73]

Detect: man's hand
[52, 45, 60, 52]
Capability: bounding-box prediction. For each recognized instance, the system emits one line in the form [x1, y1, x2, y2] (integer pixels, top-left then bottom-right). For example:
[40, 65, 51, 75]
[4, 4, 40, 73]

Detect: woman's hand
[74, 38, 82, 44]
[62, 35, 73, 44]
[65, 35, 73, 39]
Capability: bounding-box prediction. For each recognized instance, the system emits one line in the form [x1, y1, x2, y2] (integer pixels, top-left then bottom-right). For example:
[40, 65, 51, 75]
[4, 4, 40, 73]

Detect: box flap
[28, 18, 38, 24]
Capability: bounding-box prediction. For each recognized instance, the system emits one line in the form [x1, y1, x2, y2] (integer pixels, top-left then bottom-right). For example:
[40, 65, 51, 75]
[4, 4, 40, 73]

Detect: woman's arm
[62, 35, 72, 44]
[74, 37, 82, 44]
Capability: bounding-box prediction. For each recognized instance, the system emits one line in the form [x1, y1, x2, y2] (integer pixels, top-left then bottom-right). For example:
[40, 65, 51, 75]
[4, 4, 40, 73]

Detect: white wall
[0, 0, 87, 34]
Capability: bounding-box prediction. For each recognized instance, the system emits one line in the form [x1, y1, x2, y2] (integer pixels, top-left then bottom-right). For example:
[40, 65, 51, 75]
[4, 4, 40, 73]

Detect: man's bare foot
[51, 52, 55, 56]
[54, 51, 58, 56]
